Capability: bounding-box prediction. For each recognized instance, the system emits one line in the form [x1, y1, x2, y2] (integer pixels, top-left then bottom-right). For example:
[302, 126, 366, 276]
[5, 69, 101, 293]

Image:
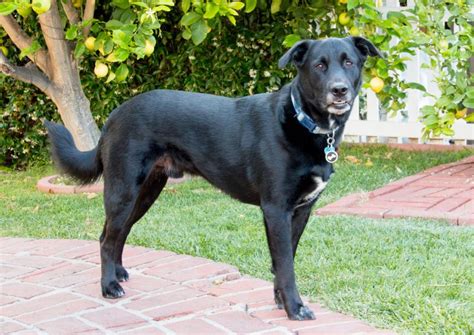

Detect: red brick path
[317, 156, 474, 225]
[0, 238, 393, 334]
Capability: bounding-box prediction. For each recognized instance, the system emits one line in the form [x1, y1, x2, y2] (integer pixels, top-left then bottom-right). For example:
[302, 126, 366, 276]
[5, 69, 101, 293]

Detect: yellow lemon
[369, 77, 384, 93]
[72, 0, 83, 8]
[32, 0, 51, 14]
[144, 39, 155, 56]
[350, 26, 360, 36]
[339, 0, 348, 3]
[338, 12, 351, 26]
[85, 37, 96, 51]
[0, 46, 8, 57]
[455, 108, 467, 119]
[94, 62, 108, 78]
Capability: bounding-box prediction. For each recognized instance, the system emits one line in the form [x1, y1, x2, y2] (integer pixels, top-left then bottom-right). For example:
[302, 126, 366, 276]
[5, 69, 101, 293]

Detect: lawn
[1, 144, 473, 334]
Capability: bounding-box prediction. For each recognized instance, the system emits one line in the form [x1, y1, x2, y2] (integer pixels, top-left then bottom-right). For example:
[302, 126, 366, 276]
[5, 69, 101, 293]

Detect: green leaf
[134, 34, 146, 47]
[227, 14, 236, 25]
[463, 97, 474, 109]
[181, 12, 201, 26]
[405, 82, 426, 92]
[387, 11, 407, 21]
[421, 105, 436, 116]
[424, 114, 439, 126]
[105, 71, 116, 83]
[74, 42, 86, 58]
[181, 0, 190, 13]
[441, 127, 455, 136]
[227, 8, 239, 15]
[131, 1, 148, 8]
[112, 30, 132, 48]
[103, 38, 114, 55]
[270, 0, 281, 14]
[106, 20, 124, 30]
[245, 0, 257, 13]
[0, 3, 17, 16]
[203, 3, 219, 19]
[191, 19, 209, 45]
[347, 0, 359, 10]
[65, 26, 78, 40]
[115, 63, 129, 82]
[156, 0, 174, 6]
[153, 5, 171, 11]
[282, 34, 301, 48]
[182, 29, 192, 40]
[228, 2, 245, 10]
[19, 41, 41, 60]
[465, 113, 474, 122]
[466, 87, 474, 99]
[112, 0, 130, 9]
[106, 48, 129, 62]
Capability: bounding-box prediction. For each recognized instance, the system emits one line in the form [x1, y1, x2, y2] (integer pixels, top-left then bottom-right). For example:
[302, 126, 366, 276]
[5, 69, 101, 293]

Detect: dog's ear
[278, 40, 313, 68]
[350, 36, 383, 58]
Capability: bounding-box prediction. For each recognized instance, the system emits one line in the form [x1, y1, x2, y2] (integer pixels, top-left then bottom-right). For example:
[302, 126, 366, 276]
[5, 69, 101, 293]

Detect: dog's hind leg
[100, 189, 136, 298]
[100, 161, 168, 298]
[113, 168, 168, 282]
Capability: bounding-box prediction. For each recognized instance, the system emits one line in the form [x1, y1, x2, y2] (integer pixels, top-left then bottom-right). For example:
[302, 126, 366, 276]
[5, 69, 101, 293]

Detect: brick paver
[0, 238, 393, 334]
[317, 156, 474, 225]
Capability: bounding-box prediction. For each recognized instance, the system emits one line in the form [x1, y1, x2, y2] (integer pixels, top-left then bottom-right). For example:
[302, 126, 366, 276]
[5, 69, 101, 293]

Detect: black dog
[45, 37, 381, 320]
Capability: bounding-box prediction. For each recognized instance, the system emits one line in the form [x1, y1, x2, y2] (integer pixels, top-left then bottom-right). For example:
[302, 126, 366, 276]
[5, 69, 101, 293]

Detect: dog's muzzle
[327, 101, 351, 115]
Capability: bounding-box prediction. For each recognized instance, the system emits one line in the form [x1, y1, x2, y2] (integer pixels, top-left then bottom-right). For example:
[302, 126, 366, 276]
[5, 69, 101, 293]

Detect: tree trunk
[52, 88, 100, 151]
[0, 0, 100, 152]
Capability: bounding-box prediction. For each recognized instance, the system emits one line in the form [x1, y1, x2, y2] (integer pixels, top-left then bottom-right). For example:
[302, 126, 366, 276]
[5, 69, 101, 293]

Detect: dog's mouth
[327, 101, 351, 115]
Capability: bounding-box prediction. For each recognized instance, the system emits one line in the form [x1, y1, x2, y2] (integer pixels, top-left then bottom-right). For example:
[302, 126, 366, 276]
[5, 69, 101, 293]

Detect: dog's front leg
[262, 203, 315, 320]
[273, 202, 314, 309]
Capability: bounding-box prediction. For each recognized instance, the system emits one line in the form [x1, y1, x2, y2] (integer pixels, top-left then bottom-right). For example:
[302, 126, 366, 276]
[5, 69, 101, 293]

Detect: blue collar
[290, 89, 337, 135]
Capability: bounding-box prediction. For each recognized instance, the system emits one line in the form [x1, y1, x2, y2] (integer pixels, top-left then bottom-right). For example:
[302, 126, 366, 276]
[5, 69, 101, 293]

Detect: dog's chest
[296, 175, 328, 208]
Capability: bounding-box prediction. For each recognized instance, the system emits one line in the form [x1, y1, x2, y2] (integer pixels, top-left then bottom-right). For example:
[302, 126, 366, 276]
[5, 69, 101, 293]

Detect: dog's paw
[288, 305, 316, 321]
[102, 280, 125, 299]
[116, 266, 129, 282]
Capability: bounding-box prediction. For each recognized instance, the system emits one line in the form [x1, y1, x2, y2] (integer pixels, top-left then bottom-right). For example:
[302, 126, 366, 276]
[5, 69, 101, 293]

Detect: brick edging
[0, 237, 394, 334]
[316, 155, 474, 226]
[36, 175, 189, 194]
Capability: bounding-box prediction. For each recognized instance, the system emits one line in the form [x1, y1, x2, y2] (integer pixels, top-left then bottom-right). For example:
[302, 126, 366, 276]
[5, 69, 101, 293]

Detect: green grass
[1, 144, 473, 334]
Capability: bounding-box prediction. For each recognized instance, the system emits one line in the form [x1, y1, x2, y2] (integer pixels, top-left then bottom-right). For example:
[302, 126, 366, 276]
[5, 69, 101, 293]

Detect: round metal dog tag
[324, 148, 338, 164]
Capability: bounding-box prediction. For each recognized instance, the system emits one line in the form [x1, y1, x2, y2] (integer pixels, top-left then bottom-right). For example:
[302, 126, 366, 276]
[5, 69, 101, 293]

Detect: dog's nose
[331, 83, 348, 97]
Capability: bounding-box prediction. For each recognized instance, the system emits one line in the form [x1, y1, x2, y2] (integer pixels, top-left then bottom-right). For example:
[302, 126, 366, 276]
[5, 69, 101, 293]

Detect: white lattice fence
[343, 0, 473, 145]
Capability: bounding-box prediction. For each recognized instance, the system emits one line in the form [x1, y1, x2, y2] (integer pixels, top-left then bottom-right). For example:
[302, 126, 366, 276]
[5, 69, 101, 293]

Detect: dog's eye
[315, 63, 326, 71]
[344, 60, 353, 67]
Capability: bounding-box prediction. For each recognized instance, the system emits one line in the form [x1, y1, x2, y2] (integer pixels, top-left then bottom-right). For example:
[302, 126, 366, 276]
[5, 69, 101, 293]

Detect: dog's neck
[287, 84, 341, 135]
[290, 87, 338, 135]
[279, 85, 345, 159]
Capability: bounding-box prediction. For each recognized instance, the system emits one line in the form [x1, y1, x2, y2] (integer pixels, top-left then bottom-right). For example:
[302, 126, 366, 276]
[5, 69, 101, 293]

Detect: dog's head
[279, 37, 382, 125]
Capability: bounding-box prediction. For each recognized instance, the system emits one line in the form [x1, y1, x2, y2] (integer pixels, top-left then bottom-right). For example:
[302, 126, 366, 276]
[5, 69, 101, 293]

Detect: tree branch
[62, 1, 80, 25]
[0, 51, 56, 97]
[82, 0, 95, 37]
[38, 0, 76, 87]
[0, 14, 51, 76]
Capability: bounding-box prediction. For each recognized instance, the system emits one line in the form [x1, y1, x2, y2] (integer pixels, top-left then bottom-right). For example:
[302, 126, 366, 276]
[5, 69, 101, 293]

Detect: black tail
[44, 120, 102, 185]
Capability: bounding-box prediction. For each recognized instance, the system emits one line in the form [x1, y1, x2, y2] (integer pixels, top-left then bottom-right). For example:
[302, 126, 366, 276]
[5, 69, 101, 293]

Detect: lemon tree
[0, 0, 472, 151]
[0, 0, 249, 150]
